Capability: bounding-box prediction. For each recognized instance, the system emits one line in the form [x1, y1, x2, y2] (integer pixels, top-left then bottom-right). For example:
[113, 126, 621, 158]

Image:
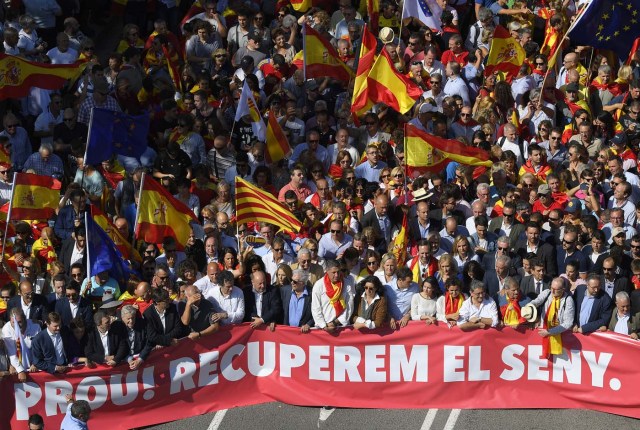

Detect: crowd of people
[1, 1, 640, 417]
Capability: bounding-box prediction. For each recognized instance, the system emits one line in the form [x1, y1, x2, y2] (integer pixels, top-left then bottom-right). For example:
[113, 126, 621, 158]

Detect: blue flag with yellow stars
[85, 213, 134, 287]
[568, 0, 640, 59]
[85, 108, 150, 165]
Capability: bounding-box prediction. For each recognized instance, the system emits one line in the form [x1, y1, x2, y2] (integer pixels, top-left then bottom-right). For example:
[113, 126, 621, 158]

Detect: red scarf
[323, 274, 345, 317]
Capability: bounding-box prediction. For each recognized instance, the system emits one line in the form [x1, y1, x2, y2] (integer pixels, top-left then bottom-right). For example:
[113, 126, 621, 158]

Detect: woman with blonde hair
[451, 236, 480, 268]
[32, 227, 57, 273]
[435, 254, 458, 291]
[375, 253, 397, 285]
[301, 238, 324, 268]
[388, 166, 406, 200]
[274, 263, 293, 287]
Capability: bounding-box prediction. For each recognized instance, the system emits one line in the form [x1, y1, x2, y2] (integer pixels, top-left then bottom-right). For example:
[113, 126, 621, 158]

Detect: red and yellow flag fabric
[0, 146, 10, 168]
[291, 0, 313, 12]
[91, 205, 142, 263]
[162, 45, 183, 93]
[303, 24, 354, 82]
[351, 24, 378, 119]
[484, 26, 526, 82]
[0, 202, 15, 238]
[540, 24, 562, 69]
[366, 48, 422, 114]
[135, 176, 198, 251]
[265, 110, 291, 164]
[405, 124, 492, 176]
[235, 177, 302, 233]
[367, 0, 380, 33]
[390, 213, 408, 266]
[0, 54, 84, 100]
[10, 173, 61, 220]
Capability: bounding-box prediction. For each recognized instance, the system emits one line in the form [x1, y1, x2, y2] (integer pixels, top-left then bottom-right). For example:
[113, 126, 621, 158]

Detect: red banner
[3, 323, 640, 429]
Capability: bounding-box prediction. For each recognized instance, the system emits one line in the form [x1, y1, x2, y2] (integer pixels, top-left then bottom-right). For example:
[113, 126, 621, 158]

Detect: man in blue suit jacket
[573, 275, 613, 334]
[280, 269, 314, 332]
[31, 312, 69, 374]
[54, 281, 93, 329]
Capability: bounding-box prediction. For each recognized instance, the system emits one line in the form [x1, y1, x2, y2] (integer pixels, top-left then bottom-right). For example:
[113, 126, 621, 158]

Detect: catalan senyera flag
[235, 80, 266, 141]
[10, 173, 61, 220]
[366, 48, 422, 114]
[136, 175, 198, 251]
[405, 124, 492, 176]
[303, 24, 354, 82]
[265, 110, 291, 164]
[390, 213, 408, 266]
[235, 177, 302, 233]
[91, 205, 142, 263]
[0, 54, 85, 100]
[351, 24, 378, 119]
[485, 26, 526, 82]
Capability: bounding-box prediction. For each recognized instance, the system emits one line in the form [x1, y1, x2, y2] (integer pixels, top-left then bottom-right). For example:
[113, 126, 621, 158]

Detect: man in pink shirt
[278, 166, 312, 202]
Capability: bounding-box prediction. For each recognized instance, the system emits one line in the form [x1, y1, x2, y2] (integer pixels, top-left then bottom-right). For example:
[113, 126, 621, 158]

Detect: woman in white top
[411, 276, 440, 324]
[452, 236, 480, 268]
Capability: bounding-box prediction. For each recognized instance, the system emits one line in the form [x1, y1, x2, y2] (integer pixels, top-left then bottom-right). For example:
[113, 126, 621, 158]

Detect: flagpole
[133, 171, 146, 242]
[83, 212, 91, 297]
[302, 24, 307, 81]
[0, 172, 17, 259]
[80, 108, 95, 189]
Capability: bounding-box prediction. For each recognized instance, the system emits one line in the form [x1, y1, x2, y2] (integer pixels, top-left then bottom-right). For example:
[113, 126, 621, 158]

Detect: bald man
[360, 194, 391, 253]
[178, 285, 219, 339]
[243, 271, 283, 331]
[194, 262, 220, 302]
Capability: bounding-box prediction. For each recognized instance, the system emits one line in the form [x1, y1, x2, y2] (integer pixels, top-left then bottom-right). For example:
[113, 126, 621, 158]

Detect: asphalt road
[144, 403, 639, 430]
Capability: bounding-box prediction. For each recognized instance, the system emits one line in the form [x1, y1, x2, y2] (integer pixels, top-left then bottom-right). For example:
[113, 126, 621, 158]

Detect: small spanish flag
[485, 26, 526, 83]
[10, 173, 61, 220]
[265, 110, 291, 164]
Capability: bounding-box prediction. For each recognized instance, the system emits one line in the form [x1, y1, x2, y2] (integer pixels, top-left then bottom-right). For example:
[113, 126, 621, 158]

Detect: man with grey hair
[458, 281, 499, 330]
[607, 291, 640, 338]
[498, 277, 530, 327]
[209, 270, 245, 325]
[483, 254, 516, 299]
[1, 307, 41, 382]
[118, 304, 152, 370]
[22, 142, 64, 179]
[530, 278, 575, 347]
[311, 259, 355, 332]
[466, 200, 488, 235]
[499, 123, 525, 166]
[591, 64, 615, 115]
[178, 285, 219, 339]
[281, 269, 314, 332]
[291, 248, 324, 285]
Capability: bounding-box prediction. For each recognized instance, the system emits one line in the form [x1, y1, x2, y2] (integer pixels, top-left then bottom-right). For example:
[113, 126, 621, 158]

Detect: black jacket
[143, 303, 188, 347]
[243, 285, 283, 324]
[85, 324, 129, 365]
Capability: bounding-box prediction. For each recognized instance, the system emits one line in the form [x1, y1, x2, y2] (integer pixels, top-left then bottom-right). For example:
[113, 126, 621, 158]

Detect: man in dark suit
[483, 255, 521, 301]
[85, 310, 129, 366]
[408, 200, 442, 243]
[54, 280, 93, 329]
[7, 281, 48, 326]
[514, 222, 558, 278]
[31, 312, 69, 374]
[143, 288, 188, 347]
[556, 230, 587, 276]
[608, 291, 640, 338]
[360, 193, 391, 253]
[520, 258, 551, 300]
[481, 236, 521, 275]
[487, 202, 525, 249]
[244, 270, 283, 330]
[45, 273, 66, 312]
[116, 304, 153, 370]
[601, 257, 631, 299]
[280, 269, 314, 332]
[573, 275, 613, 334]
[58, 225, 86, 273]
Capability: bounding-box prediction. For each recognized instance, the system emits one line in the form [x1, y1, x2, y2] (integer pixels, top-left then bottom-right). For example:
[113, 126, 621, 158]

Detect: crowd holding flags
[351, 24, 379, 120]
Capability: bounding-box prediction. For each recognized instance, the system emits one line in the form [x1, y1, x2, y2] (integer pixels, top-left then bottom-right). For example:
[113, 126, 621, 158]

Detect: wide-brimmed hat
[412, 187, 434, 202]
[521, 304, 538, 322]
[379, 27, 395, 44]
[100, 293, 122, 309]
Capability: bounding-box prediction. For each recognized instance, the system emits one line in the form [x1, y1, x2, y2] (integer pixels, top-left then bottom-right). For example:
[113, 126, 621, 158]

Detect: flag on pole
[235, 177, 302, 233]
[367, 0, 381, 33]
[84, 108, 150, 165]
[91, 205, 142, 263]
[265, 110, 291, 164]
[402, 0, 442, 32]
[162, 44, 183, 93]
[351, 24, 378, 119]
[302, 24, 354, 82]
[235, 80, 266, 142]
[10, 173, 61, 220]
[390, 214, 408, 266]
[85, 213, 133, 286]
[135, 175, 198, 250]
[290, 0, 315, 12]
[365, 49, 422, 114]
[485, 26, 526, 82]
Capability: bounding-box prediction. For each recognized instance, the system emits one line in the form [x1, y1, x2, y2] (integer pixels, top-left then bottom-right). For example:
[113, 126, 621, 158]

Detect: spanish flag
[135, 175, 198, 251]
[235, 177, 302, 233]
[291, 0, 313, 12]
[0, 54, 85, 100]
[162, 44, 183, 93]
[265, 110, 291, 164]
[366, 48, 422, 114]
[10, 173, 61, 220]
[91, 205, 142, 263]
[405, 124, 492, 176]
[0, 146, 10, 167]
[0, 202, 15, 238]
[484, 26, 526, 83]
[367, 0, 380, 34]
[540, 22, 562, 69]
[303, 24, 354, 82]
[351, 24, 378, 120]
[390, 213, 408, 266]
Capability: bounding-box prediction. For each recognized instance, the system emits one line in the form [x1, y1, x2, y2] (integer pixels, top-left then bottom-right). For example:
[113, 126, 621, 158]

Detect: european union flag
[85, 108, 150, 165]
[568, 0, 640, 59]
[85, 214, 133, 286]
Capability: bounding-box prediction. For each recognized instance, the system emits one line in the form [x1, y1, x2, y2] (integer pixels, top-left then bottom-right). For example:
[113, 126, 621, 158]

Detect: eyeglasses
[273, 248, 284, 252]
[430, 81, 440, 84]
[0, 170, 7, 174]
[157, 275, 169, 280]
[407, 42, 417, 46]
[71, 272, 83, 278]
[238, 229, 247, 234]
[84, 46, 95, 50]
[460, 113, 471, 117]
[631, 245, 640, 249]
[393, 173, 403, 178]
[364, 286, 376, 291]
[346, 176, 355, 180]
[562, 239, 575, 244]
[255, 16, 264, 20]
[503, 213, 514, 217]
[381, 174, 390, 179]
[291, 279, 301, 285]
[498, 246, 509, 251]
[535, 62, 545, 66]
[331, 229, 341, 234]
[22, 265, 32, 270]
[550, 136, 561, 140]
[631, 110, 640, 115]
[603, 267, 615, 271]
[367, 261, 378, 266]
[308, 139, 320, 143]
[548, 217, 560, 221]
[66, 293, 78, 298]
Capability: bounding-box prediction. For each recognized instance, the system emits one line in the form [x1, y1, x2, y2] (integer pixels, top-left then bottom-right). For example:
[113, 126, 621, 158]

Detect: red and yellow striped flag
[367, 0, 380, 33]
[390, 213, 408, 266]
[10, 173, 61, 220]
[365, 48, 422, 114]
[405, 124, 492, 176]
[135, 176, 198, 250]
[303, 24, 354, 82]
[162, 45, 183, 93]
[91, 205, 142, 263]
[351, 24, 378, 119]
[484, 26, 526, 83]
[541, 19, 562, 69]
[291, 0, 313, 12]
[0, 54, 85, 100]
[235, 177, 302, 233]
[265, 110, 291, 164]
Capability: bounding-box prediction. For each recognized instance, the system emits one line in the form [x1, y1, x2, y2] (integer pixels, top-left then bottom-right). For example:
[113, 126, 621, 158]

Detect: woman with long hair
[436, 278, 467, 326]
[352, 276, 388, 329]
[411, 276, 441, 324]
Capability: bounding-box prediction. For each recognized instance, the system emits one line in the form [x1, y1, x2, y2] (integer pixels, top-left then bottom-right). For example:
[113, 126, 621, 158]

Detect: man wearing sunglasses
[0, 113, 31, 172]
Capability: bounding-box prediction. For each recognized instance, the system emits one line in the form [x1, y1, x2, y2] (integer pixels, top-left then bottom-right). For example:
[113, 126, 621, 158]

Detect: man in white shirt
[608, 291, 639, 339]
[33, 93, 63, 145]
[499, 123, 525, 166]
[46, 32, 78, 64]
[194, 262, 221, 302]
[458, 281, 499, 330]
[2, 307, 41, 382]
[210, 270, 245, 325]
[311, 260, 355, 331]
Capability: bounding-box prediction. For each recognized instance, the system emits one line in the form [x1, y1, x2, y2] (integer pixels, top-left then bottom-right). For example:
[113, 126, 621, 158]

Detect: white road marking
[419, 409, 438, 430]
[206, 409, 228, 430]
[443, 409, 461, 430]
[318, 407, 336, 427]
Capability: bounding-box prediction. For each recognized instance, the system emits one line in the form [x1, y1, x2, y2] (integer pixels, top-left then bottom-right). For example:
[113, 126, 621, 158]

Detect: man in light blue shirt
[355, 144, 387, 182]
[384, 267, 419, 329]
[61, 394, 91, 430]
[318, 220, 353, 260]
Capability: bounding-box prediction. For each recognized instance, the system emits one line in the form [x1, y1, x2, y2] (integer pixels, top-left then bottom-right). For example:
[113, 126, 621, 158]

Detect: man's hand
[210, 312, 227, 323]
[353, 321, 367, 330]
[17, 371, 27, 382]
[188, 332, 200, 340]
[597, 326, 607, 332]
[86, 360, 96, 369]
[631, 332, 639, 340]
[65, 393, 74, 403]
[106, 359, 117, 367]
[324, 322, 335, 332]
[250, 317, 264, 329]
[187, 292, 201, 306]
[105, 355, 114, 362]
[389, 318, 398, 330]
[269, 322, 276, 332]
[539, 329, 550, 337]
[55, 365, 68, 373]
[28, 364, 37, 373]
[170, 338, 179, 345]
[300, 324, 310, 333]
[129, 359, 143, 370]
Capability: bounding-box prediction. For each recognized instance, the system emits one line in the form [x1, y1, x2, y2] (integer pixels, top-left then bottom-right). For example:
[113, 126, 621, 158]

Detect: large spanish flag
[366, 48, 422, 114]
[135, 175, 198, 251]
[351, 24, 378, 119]
[10, 173, 61, 220]
[235, 177, 302, 233]
[0, 54, 84, 100]
[484, 26, 526, 82]
[91, 205, 142, 263]
[303, 24, 354, 82]
[405, 124, 492, 176]
[265, 110, 291, 164]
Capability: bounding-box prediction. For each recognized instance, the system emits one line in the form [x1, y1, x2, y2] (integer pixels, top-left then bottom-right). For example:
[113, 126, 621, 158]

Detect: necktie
[536, 281, 542, 294]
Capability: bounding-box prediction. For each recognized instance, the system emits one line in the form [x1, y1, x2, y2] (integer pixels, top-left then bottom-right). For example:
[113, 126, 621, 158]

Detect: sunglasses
[331, 229, 341, 234]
